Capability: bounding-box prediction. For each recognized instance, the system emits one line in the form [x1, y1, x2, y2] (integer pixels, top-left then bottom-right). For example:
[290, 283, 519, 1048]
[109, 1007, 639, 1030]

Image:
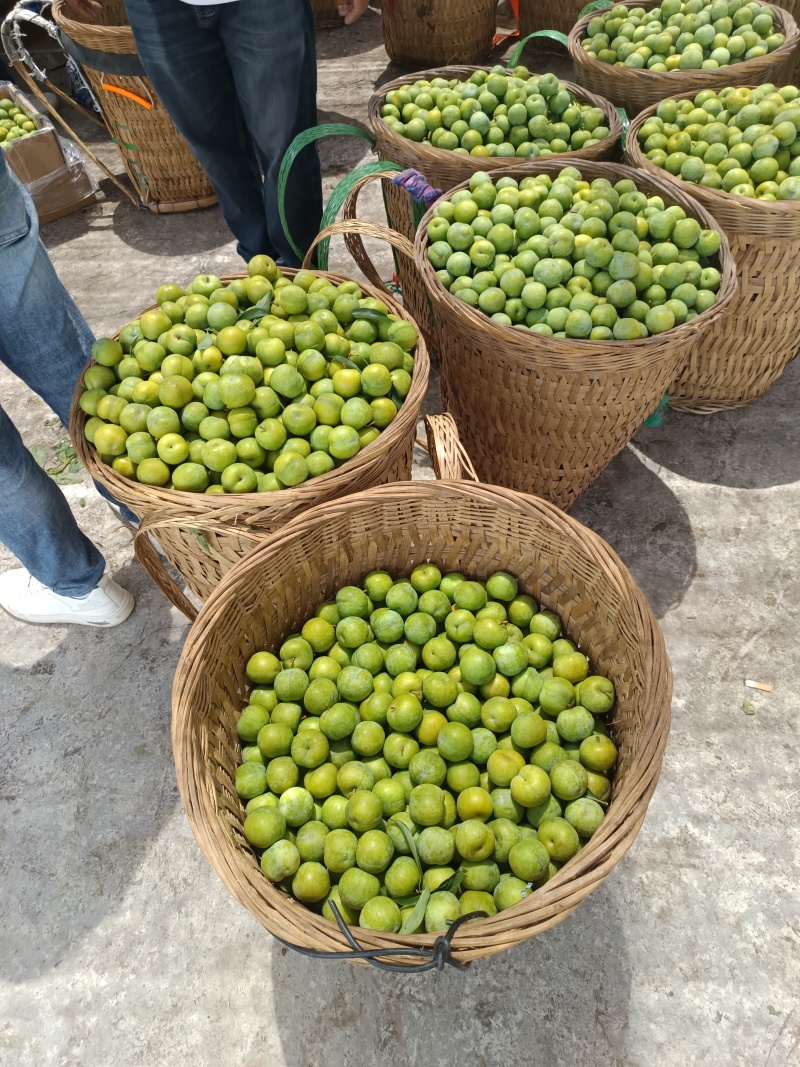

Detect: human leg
[125, 0, 272, 261]
[221, 0, 322, 265]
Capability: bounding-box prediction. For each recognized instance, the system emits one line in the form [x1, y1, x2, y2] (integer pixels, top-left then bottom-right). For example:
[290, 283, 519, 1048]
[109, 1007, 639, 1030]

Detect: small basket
[70, 241, 430, 618]
[368, 69, 623, 349]
[51, 0, 216, 213]
[626, 105, 800, 412]
[569, 0, 800, 117]
[312, 0, 344, 29]
[171, 416, 672, 967]
[381, 0, 497, 67]
[413, 160, 738, 509]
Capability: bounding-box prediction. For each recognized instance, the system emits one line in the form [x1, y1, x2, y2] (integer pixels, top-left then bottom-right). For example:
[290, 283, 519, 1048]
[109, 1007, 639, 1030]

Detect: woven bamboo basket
[381, 0, 497, 66]
[519, 0, 586, 48]
[569, 0, 800, 116]
[773, 0, 800, 78]
[171, 423, 672, 966]
[312, 0, 344, 29]
[368, 70, 623, 348]
[51, 0, 216, 213]
[413, 160, 737, 508]
[70, 248, 430, 619]
[626, 105, 800, 412]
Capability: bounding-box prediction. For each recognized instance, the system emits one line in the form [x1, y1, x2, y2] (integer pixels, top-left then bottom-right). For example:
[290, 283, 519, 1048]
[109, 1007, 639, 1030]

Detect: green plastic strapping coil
[644, 394, 669, 427]
[618, 107, 629, 151]
[579, 0, 613, 16]
[315, 161, 402, 270]
[508, 30, 568, 68]
[278, 123, 375, 263]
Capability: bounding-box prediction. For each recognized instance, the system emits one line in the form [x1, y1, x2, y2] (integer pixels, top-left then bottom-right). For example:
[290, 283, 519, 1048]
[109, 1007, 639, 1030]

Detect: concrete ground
[1, 9, 799, 1067]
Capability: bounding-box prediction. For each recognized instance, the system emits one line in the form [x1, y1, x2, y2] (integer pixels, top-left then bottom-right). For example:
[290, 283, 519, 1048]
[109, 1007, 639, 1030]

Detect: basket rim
[368, 65, 623, 174]
[412, 158, 738, 367]
[171, 479, 673, 962]
[625, 96, 800, 225]
[569, 0, 800, 87]
[52, 0, 136, 55]
[69, 268, 430, 516]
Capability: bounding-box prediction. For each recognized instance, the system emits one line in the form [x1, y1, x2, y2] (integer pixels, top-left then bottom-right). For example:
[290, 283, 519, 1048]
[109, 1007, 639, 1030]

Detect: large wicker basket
[368, 69, 623, 351]
[381, 0, 497, 66]
[312, 0, 344, 29]
[51, 0, 216, 213]
[626, 105, 800, 412]
[569, 0, 800, 116]
[70, 254, 430, 618]
[775, 0, 800, 77]
[413, 160, 737, 509]
[171, 437, 672, 966]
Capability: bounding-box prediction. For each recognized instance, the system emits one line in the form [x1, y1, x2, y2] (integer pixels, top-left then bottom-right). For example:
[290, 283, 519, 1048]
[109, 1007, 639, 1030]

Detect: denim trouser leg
[125, 0, 322, 266]
[0, 151, 105, 596]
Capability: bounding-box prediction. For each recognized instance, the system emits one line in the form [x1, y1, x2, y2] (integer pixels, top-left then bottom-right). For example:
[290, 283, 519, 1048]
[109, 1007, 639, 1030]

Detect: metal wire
[271, 904, 488, 973]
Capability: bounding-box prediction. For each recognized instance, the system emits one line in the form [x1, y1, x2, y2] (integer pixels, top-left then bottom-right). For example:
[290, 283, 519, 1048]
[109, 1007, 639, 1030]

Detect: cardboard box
[0, 81, 97, 224]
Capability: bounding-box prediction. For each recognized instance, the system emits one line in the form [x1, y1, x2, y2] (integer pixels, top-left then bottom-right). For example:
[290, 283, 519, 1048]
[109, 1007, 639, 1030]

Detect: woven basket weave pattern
[369, 70, 622, 349]
[569, 0, 800, 116]
[381, 0, 497, 66]
[626, 105, 800, 411]
[172, 479, 672, 964]
[312, 0, 344, 29]
[70, 270, 430, 607]
[414, 160, 738, 508]
[52, 0, 216, 213]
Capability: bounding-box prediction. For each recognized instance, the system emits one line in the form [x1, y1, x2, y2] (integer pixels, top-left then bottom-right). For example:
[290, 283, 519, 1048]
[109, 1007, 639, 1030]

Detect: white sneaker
[0, 570, 135, 627]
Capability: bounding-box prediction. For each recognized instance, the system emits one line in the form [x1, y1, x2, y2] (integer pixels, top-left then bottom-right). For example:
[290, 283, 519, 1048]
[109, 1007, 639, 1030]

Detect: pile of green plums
[234, 567, 619, 934]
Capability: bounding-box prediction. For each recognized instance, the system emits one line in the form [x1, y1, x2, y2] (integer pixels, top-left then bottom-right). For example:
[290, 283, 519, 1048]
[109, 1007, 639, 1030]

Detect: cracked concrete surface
[1, 10, 799, 1067]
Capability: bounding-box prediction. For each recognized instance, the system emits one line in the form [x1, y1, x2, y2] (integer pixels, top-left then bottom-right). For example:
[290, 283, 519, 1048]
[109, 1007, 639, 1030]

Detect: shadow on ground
[0, 559, 187, 983]
[634, 359, 800, 491]
[267, 874, 632, 1067]
[572, 442, 697, 621]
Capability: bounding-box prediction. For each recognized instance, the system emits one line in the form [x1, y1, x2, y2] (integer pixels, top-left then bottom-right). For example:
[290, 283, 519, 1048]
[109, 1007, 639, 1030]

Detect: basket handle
[133, 521, 200, 622]
[302, 218, 414, 298]
[579, 0, 612, 15]
[423, 414, 479, 482]
[278, 123, 375, 264]
[508, 30, 568, 66]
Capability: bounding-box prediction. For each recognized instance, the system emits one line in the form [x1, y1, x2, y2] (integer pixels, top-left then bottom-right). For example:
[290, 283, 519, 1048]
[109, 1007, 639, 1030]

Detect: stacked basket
[381, 0, 498, 66]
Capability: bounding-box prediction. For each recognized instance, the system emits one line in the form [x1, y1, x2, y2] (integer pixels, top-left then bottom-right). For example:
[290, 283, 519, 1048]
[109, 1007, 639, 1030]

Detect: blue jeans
[125, 0, 323, 266]
[0, 150, 104, 596]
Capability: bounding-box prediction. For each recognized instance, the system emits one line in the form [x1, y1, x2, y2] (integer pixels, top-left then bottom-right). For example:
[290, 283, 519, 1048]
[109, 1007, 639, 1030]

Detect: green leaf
[395, 819, 422, 880]
[742, 700, 755, 715]
[197, 333, 214, 351]
[437, 867, 466, 895]
[30, 444, 47, 468]
[651, 521, 668, 532]
[329, 353, 359, 371]
[399, 888, 430, 935]
[393, 892, 422, 908]
[768, 1005, 781, 1016]
[390, 388, 404, 410]
[190, 528, 211, 553]
[51, 471, 84, 485]
[239, 306, 269, 322]
[79, 497, 86, 508]
[352, 307, 389, 323]
[256, 291, 273, 312]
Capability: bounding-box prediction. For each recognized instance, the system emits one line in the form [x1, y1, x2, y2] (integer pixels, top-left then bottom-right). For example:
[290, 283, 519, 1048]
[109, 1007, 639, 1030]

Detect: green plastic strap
[278, 123, 375, 263]
[508, 30, 569, 67]
[618, 107, 629, 151]
[315, 160, 402, 271]
[644, 394, 669, 427]
[579, 0, 613, 16]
